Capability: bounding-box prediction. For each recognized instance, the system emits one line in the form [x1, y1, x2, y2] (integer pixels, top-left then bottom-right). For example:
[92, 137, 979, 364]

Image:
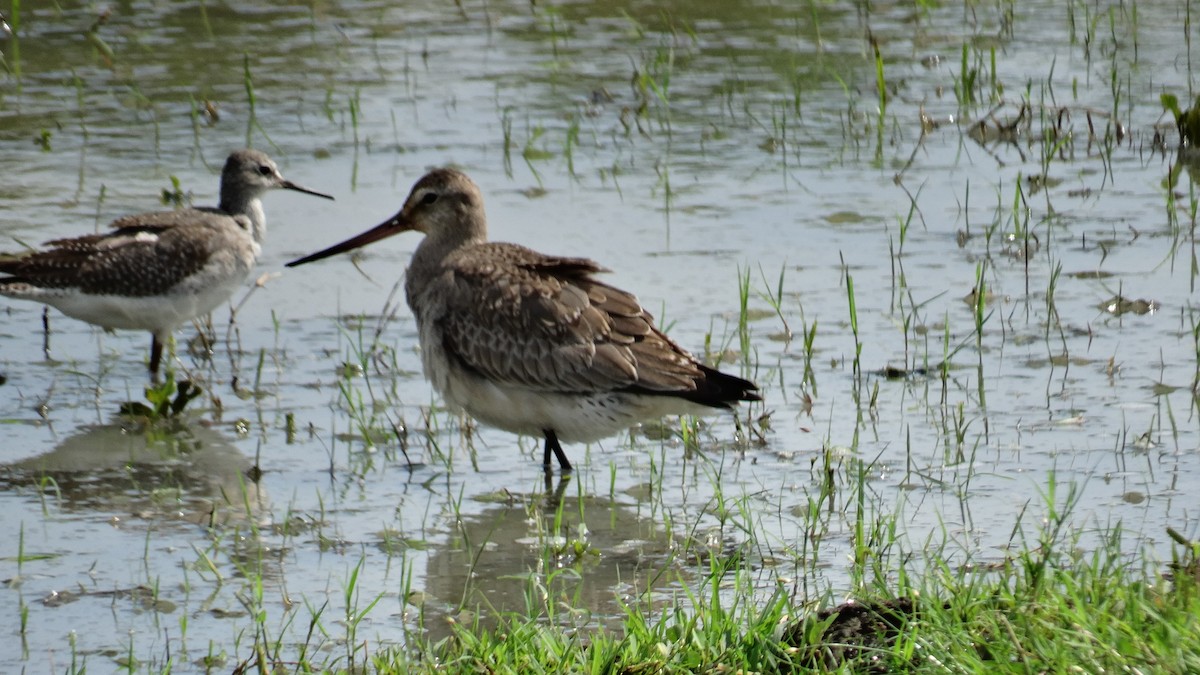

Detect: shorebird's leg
[150, 335, 163, 378]
[41, 308, 51, 359]
[543, 429, 573, 473]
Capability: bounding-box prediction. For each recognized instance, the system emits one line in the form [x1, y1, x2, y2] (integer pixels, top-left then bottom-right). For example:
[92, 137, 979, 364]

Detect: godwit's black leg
[543, 429, 572, 473]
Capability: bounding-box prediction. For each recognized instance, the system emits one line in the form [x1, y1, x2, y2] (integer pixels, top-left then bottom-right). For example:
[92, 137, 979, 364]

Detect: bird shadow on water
[0, 416, 268, 529]
[409, 473, 694, 643]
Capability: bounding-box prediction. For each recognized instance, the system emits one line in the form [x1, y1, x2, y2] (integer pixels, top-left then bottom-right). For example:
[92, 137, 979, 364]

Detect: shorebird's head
[286, 167, 485, 268]
[222, 149, 334, 202]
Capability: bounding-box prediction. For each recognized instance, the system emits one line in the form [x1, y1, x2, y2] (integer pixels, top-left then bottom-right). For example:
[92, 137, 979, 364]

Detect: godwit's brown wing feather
[0, 216, 239, 297]
[430, 242, 720, 397]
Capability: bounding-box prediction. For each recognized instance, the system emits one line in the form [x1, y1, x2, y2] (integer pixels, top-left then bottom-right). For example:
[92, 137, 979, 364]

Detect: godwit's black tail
[684, 365, 761, 409]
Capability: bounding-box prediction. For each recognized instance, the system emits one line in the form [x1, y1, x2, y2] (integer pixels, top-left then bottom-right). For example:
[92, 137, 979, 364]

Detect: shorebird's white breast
[37, 263, 253, 334]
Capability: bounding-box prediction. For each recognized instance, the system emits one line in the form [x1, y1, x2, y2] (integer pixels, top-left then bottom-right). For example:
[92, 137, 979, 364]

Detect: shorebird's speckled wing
[108, 206, 249, 231]
[0, 212, 244, 298]
[430, 241, 707, 396]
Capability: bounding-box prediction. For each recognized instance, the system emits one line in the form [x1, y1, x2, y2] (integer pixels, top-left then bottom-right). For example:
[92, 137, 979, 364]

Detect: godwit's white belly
[423, 341, 711, 442]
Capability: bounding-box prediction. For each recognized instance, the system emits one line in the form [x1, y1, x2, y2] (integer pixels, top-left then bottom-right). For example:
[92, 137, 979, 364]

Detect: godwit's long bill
[0, 150, 333, 375]
[287, 168, 760, 472]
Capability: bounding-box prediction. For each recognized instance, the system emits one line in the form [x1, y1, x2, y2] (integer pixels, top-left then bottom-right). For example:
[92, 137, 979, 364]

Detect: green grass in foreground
[276, 516, 1200, 674]
[360, 554, 1198, 673]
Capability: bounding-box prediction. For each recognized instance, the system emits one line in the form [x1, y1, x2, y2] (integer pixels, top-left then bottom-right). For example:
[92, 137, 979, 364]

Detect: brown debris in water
[1099, 295, 1160, 316]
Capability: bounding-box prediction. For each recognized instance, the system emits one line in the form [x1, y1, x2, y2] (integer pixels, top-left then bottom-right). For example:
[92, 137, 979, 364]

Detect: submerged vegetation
[1, 0, 1199, 673]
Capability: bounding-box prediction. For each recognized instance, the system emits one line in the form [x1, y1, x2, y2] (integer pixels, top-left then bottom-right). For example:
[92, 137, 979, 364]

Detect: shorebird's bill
[286, 214, 408, 267]
[281, 180, 335, 201]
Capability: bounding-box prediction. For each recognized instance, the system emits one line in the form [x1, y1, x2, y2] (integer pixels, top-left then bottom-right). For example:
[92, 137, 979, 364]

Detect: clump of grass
[1162, 92, 1200, 148]
[159, 175, 191, 208]
[118, 377, 203, 420]
[340, 482, 1200, 674]
[347, 522, 1200, 673]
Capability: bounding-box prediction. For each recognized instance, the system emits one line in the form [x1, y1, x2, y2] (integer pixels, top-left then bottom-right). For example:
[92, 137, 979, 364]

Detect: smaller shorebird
[287, 168, 760, 472]
[0, 149, 333, 374]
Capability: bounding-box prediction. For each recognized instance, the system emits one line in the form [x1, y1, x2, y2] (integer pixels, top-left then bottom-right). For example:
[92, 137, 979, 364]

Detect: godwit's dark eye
[257, 164, 273, 176]
[421, 192, 439, 205]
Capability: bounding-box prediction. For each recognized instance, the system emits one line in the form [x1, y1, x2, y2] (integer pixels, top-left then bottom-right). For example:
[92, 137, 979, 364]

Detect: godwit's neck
[406, 233, 482, 308]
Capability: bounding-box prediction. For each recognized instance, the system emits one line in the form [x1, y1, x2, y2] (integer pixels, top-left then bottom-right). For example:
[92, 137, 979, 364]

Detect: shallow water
[2, 0, 1199, 671]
